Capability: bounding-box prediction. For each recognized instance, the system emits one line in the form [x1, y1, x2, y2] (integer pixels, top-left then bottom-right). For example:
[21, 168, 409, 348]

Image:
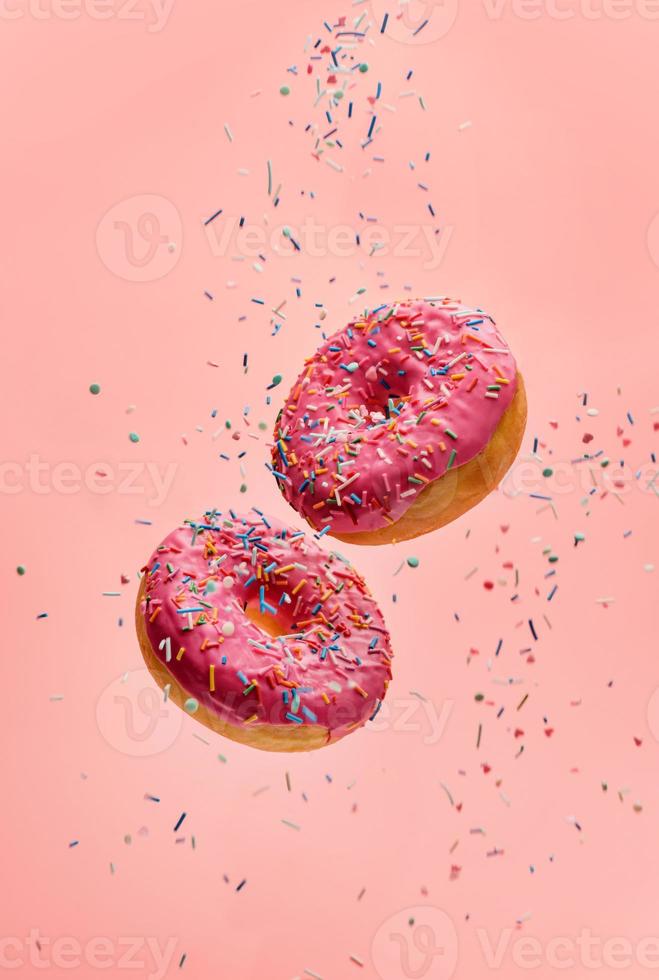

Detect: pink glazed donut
[135, 510, 393, 752]
[271, 298, 527, 545]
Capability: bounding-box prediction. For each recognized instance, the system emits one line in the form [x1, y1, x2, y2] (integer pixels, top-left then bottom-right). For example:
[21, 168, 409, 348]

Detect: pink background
[2, 0, 659, 977]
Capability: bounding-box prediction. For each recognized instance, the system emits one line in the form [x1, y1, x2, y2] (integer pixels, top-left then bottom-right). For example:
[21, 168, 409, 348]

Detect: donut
[271, 298, 527, 545]
[135, 510, 393, 752]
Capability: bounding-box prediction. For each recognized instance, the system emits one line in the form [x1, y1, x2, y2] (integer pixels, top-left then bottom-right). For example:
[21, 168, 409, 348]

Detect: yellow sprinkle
[209, 665, 215, 692]
[292, 578, 307, 595]
[176, 646, 185, 661]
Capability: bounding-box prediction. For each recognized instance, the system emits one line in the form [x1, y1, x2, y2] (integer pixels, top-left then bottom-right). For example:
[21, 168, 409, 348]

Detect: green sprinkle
[280, 85, 290, 96]
[406, 556, 420, 569]
[240, 484, 247, 493]
[447, 449, 457, 469]
[444, 428, 458, 440]
[271, 374, 283, 387]
[16, 565, 26, 576]
[129, 432, 140, 443]
[475, 693, 484, 702]
[334, 90, 344, 100]
[359, 63, 369, 73]
[542, 468, 553, 477]
[258, 421, 268, 431]
[89, 383, 101, 395]
[184, 698, 199, 714]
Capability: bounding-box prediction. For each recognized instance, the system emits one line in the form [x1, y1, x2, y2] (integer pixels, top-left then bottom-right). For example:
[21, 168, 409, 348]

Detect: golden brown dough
[136, 579, 336, 752]
[332, 374, 527, 546]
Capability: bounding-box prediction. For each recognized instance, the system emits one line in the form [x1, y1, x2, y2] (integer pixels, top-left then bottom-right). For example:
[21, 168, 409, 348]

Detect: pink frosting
[272, 298, 519, 534]
[139, 511, 393, 745]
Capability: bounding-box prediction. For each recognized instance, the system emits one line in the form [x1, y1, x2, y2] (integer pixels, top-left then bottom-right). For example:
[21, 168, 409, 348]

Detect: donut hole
[359, 380, 413, 422]
[245, 601, 291, 638]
